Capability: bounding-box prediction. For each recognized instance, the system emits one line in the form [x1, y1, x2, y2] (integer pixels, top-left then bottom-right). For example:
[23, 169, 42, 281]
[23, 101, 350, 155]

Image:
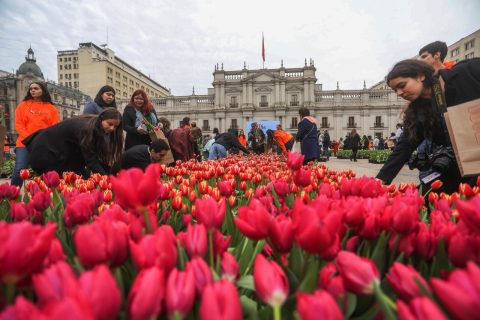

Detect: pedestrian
[83, 85, 116, 115]
[168, 126, 202, 162]
[209, 132, 250, 160]
[24, 108, 123, 177]
[296, 108, 320, 164]
[323, 130, 331, 161]
[349, 129, 361, 162]
[122, 89, 158, 150]
[248, 122, 265, 154]
[120, 140, 170, 170]
[11, 81, 59, 186]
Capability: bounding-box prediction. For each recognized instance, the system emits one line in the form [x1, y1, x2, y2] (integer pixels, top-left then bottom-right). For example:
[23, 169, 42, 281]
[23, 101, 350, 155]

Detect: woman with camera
[376, 59, 480, 193]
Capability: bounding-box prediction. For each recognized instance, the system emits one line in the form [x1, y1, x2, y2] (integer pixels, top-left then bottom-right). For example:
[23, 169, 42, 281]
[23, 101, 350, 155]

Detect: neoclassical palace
[118, 60, 406, 141]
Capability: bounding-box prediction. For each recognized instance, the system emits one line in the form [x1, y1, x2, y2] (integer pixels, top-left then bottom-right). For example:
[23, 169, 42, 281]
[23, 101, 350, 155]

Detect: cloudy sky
[1, 0, 479, 96]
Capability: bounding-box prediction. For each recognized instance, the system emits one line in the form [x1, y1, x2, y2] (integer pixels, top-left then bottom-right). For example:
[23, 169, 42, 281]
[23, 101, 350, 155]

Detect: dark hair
[94, 85, 117, 109]
[150, 139, 170, 152]
[190, 127, 202, 139]
[299, 108, 310, 118]
[182, 117, 190, 125]
[419, 41, 448, 62]
[129, 89, 152, 114]
[158, 117, 171, 134]
[23, 82, 53, 103]
[212, 128, 219, 134]
[387, 60, 437, 143]
[80, 108, 123, 168]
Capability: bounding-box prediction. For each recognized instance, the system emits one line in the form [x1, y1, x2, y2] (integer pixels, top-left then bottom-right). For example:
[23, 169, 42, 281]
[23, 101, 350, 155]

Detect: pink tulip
[186, 257, 213, 295]
[336, 251, 379, 295]
[128, 267, 165, 320]
[269, 215, 294, 253]
[0, 296, 45, 320]
[221, 252, 239, 282]
[293, 168, 311, 187]
[195, 197, 226, 230]
[33, 261, 78, 306]
[218, 180, 233, 197]
[165, 268, 196, 318]
[386, 262, 431, 301]
[234, 199, 272, 240]
[287, 152, 304, 170]
[253, 254, 289, 308]
[42, 171, 60, 188]
[200, 280, 242, 320]
[397, 297, 448, 320]
[178, 223, 208, 258]
[297, 290, 343, 320]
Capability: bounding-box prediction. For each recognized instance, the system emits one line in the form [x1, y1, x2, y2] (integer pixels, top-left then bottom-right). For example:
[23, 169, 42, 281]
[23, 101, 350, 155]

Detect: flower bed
[0, 153, 479, 319]
[336, 149, 392, 163]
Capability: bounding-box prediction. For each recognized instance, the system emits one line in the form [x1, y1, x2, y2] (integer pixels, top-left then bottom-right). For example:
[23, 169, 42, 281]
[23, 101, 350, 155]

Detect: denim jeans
[209, 143, 227, 160]
[11, 147, 29, 186]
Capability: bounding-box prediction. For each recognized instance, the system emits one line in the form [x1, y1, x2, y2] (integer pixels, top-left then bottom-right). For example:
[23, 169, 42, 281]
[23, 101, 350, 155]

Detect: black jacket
[215, 133, 249, 154]
[377, 58, 480, 191]
[122, 106, 158, 150]
[120, 144, 151, 170]
[24, 117, 109, 176]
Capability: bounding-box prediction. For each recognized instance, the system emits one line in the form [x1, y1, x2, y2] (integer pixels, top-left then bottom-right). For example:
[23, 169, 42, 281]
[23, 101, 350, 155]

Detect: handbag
[292, 140, 301, 153]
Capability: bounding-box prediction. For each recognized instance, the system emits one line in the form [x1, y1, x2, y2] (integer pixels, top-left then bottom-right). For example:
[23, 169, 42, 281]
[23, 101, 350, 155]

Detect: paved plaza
[320, 157, 419, 186]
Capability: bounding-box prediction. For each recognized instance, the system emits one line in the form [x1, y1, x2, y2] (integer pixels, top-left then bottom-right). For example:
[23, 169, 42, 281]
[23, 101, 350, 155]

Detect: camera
[408, 145, 455, 173]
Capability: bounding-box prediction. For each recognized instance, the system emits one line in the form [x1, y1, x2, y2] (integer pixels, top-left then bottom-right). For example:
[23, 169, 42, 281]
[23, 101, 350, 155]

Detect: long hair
[94, 85, 117, 109]
[387, 59, 436, 143]
[80, 108, 123, 167]
[298, 108, 310, 118]
[129, 89, 153, 114]
[158, 117, 171, 135]
[23, 82, 53, 103]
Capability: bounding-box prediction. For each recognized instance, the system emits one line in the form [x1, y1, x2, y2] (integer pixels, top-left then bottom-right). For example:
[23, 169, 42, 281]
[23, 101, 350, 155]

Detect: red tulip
[293, 168, 311, 187]
[63, 193, 98, 227]
[0, 296, 44, 320]
[297, 290, 343, 320]
[390, 197, 420, 235]
[414, 223, 437, 261]
[195, 197, 226, 230]
[42, 171, 60, 188]
[130, 225, 178, 274]
[269, 215, 294, 253]
[42, 296, 95, 319]
[218, 180, 233, 197]
[455, 196, 480, 233]
[178, 223, 208, 258]
[287, 152, 304, 171]
[0, 222, 56, 284]
[318, 263, 345, 298]
[253, 254, 289, 308]
[430, 179, 443, 190]
[213, 229, 231, 256]
[0, 182, 20, 200]
[272, 179, 289, 198]
[79, 265, 122, 320]
[386, 262, 431, 302]
[42, 238, 66, 268]
[234, 199, 273, 240]
[186, 257, 213, 294]
[32, 261, 78, 306]
[10, 202, 41, 223]
[221, 252, 239, 282]
[165, 268, 196, 318]
[431, 262, 480, 320]
[397, 297, 448, 320]
[110, 164, 162, 212]
[19, 169, 30, 180]
[74, 218, 129, 268]
[336, 251, 379, 295]
[128, 267, 165, 320]
[31, 191, 52, 212]
[200, 280, 242, 320]
[459, 183, 475, 197]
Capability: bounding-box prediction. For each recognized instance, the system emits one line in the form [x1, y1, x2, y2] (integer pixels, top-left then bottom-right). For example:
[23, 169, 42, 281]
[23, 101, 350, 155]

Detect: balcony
[290, 101, 299, 106]
[202, 126, 210, 131]
[230, 125, 238, 130]
[229, 103, 238, 108]
[259, 102, 269, 107]
[374, 122, 384, 128]
[347, 122, 357, 128]
[320, 123, 330, 128]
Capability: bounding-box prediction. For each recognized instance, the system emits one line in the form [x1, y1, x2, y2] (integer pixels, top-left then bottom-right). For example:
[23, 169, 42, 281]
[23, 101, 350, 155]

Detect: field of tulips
[1, 152, 480, 320]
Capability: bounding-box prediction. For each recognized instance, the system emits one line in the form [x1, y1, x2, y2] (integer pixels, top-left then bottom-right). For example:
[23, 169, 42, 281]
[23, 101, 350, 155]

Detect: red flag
[262, 33, 265, 63]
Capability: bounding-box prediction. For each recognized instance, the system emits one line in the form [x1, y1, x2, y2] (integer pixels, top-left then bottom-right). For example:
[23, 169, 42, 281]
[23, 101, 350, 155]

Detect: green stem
[273, 306, 281, 320]
[5, 282, 15, 305]
[373, 281, 397, 320]
[208, 229, 214, 269]
[115, 267, 125, 301]
[143, 209, 153, 234]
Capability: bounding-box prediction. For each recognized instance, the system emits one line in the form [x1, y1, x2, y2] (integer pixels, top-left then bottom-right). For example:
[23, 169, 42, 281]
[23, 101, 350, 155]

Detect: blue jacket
[83, 101, 103, 115]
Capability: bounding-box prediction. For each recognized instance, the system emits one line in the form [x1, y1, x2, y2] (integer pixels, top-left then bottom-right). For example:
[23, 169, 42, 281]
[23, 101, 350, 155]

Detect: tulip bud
[336, 251, 379, 295]
[253, 254, 289, 308]
[20, 169, 30, 180]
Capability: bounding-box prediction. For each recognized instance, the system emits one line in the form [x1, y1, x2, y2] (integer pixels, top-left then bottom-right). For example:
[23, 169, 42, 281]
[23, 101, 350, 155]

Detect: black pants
[350, 148, 358, 161]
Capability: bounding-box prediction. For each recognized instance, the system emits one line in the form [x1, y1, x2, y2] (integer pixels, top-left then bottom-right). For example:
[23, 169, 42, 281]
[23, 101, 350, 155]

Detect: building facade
[118, 60, 405, 141]
[57, 43, 171, 101]
[446, 28, 479, 63]
[0, 48, 89, 139]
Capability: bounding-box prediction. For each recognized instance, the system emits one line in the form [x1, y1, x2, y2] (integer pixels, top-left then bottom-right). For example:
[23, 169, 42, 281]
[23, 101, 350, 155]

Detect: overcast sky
[1, 0, 479, 96]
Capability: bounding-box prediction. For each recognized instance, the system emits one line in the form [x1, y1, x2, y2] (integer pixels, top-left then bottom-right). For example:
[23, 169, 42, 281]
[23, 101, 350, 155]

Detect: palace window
[451, 47, 459, 57]
[230, 96, 238, 108]
[290, 94, 299, 106]
[231, 119, 238, 129]
[62, 110, 68, 120]
[465, 39, 475, 50]
[260, 95, 268, 107]
[374, 116, 383, 127]
[203, 120, 210, 131]
[291, 117, 298, 129]
[348, 116, 356, 128]
[321, 117, 329, 128]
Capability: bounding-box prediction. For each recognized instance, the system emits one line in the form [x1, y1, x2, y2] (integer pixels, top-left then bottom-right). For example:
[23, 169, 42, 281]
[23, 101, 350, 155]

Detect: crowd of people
[6, 40, 480, 192]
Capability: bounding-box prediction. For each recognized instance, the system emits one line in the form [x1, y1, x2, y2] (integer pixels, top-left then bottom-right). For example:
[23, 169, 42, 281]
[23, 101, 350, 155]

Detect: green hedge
[335, 149, 392, 163]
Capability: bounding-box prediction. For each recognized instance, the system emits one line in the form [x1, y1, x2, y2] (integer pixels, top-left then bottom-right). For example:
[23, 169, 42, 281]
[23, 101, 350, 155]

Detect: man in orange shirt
[11, 82, 59, 186]
[271, 124, 294, 155]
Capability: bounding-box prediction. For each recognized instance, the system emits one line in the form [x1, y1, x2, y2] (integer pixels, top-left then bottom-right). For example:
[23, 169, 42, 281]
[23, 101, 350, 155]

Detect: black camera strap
[431, 77, 452, 147]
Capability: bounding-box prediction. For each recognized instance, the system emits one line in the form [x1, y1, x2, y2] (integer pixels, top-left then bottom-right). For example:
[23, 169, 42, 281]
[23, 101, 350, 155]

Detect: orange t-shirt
[274, 130, 293, 154]
[15, 100, 59, 147]
[238, 135, 247, 147]
[3, 139, 10, 152]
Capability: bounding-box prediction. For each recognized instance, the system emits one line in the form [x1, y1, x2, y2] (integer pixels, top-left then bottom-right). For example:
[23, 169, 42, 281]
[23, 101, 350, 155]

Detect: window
[230, 96, 238, 108]
[59, 75, 63, 80]
[260, 95, 268, 107]
[74, 73, 78, 79]
[465, 39, 475, 50]
[348, 116, 356, 128]
[290, 94, 299, 106]
[203, 120, 210, 131]
[291, 117, 298, 129]
[59, 65, 62, 70]
[466, 52, 475, 59]
[59, 58, 62, 62]
[375, 116, 383, 127]
[451, 47, 459, 57]
[62, 110, 68, 120]
[321, 117, 328, 128]
[231, 119, 238, 129]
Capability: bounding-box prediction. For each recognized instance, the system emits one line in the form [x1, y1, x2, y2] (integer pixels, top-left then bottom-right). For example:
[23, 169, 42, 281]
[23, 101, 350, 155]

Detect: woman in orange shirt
[238, 130, 247, 147]
[267, 127, 294, 155]
[11, 82, 59, 186]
